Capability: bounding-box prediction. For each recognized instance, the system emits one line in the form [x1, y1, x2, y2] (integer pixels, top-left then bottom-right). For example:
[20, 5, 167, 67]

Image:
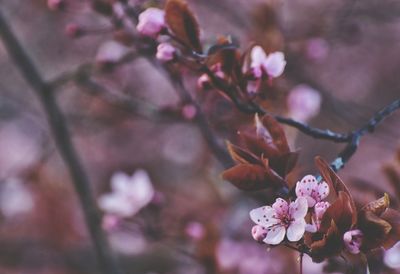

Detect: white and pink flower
[156, 42, 176, 62]
[136, 8, 166, 38]
[343, 229, 363, 254]
[98, 170, 154, 218]
[250, 197, 308, 245]
[305, 201, 330, 233]
[295, 175, 329, 207]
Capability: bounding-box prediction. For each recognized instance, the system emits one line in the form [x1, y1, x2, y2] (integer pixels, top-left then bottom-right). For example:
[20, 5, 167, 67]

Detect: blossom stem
[300, 252, 304, 274]
[0, 10, 123, 274]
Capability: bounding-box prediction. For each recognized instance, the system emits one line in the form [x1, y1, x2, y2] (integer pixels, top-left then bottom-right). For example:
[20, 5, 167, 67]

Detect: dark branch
[0, 10, 123, 274]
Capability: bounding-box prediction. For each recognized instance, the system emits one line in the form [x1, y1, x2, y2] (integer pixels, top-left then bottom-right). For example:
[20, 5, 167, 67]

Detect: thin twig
[0, 10, 123, 274]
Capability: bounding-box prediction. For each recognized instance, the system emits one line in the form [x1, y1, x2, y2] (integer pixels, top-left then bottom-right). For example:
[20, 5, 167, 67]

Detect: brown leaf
[315, 156, 352, 198]
[320, 191, 357, 234]
[239, 131, 280, 159]
[260, 115, 290, 154]
[226, 141, 261, 165]
[381, 208, 400, 249]
[362, 193, 390, 216]
[221, 163, 285, 191]
[310, 221, 343, 263]
[358, 210, 392, 251]
[165, 0, 202, 52]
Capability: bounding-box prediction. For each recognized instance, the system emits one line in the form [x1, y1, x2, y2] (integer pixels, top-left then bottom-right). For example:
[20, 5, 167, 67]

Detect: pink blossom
[182, 104, 197, 120]
[156, 42, 176, 62]
[102, 214, 120, 231]
[98, 170, 154, 217]
[185, 221, 205, 240]
[343, 229, 363, 254]
[250, 197, 308, 245]
[249, 46, 286, 79]
[95, 41, 129, 65]
[251, 225, 268, 242]
[295, 175, 329, 207]
[305, 201, 330, 233]
[136, 8, 166, 38]
[287, 84, 322, 122]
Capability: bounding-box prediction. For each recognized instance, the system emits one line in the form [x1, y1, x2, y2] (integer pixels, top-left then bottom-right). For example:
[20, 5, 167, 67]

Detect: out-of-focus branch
[0, 10, 123, 274]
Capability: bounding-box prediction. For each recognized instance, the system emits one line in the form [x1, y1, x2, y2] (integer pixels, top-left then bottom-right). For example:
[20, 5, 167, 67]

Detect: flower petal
[250, 46, 267, 68]
[316, 181, 329, 201]
[263, 52, 286, 78]
[263, 225, 286, 245]
[111, 172, 131, 193]
[287, 219, 306, 242]
[272, 198, 289, 217]
[250, 206, 278, 227]
[295, 175, 318, 207]
[289, 197, 308, 220]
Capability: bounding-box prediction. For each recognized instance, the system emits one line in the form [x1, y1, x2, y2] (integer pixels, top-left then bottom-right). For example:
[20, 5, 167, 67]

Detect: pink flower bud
[65, 23, 83, 39]
[136, 8, 165, 38]
[102, 214, 120, 231]
[314, 201, 330, 220]
[185, 221, 205, 240]
[156, 43, 176, 62]
[197, 74, 211, 89]
[287, 85, 322, 122]
[182, 104, 197, 120]
[343, 229, 363, 254]
[47, 0, 65, 11]
[263, 52, 286, 78]
[251, 225, 268, 242]
[95, 41, 129, 65]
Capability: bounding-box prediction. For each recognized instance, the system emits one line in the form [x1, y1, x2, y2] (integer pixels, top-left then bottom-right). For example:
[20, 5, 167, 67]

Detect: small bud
[182, 104, 197, 120]
[136, 8, 166, 38]
[251, 225, 268, 242]
[102, 214, 120, 231]
[185, 221, 205, 240]
[65, 23, 84, 39]
[156, 43, 176, 62]
[197, 74, 211, 90]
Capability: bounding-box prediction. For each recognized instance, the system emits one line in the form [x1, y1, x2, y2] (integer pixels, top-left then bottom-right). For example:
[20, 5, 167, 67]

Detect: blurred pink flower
[0, 178, 34, 218]
[250, 197, 308, 245]
[295, 175, 329, 207]
[306, 37, 329, 62]
[136, 8, 166, 38]
[384, 241, 400, 269]
[182, 104, 197, 120]
[98, 170, 154, 218]
[185, 221, 205, 240]
[287, 84, 322, 122]
[156, 42, 176, 62]
[102, 214, 121, 231]
[95, 41, 129, 65]
[216, 239, 283, 274]
[249, 46, 286, 79]
[343, 229, 363, 254]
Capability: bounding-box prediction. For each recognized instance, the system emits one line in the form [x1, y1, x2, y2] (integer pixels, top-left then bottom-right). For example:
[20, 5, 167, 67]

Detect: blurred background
[0, 0, 399, 273]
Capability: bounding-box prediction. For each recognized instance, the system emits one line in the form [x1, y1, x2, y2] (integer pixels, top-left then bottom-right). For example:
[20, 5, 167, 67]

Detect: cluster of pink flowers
[136, 8, 176, 62]
[250, 174, 330, 245]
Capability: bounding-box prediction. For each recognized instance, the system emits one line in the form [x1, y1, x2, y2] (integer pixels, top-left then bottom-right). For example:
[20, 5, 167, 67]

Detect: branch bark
[0, 10, 123, 274]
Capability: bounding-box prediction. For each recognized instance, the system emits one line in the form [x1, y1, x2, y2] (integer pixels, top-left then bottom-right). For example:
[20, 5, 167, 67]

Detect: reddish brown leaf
[260, 115, 290, 154]
[315, 156, 352, 198]
[359, 210, 392, 250]
[239, 131, 280, 159]
[165, 0, 202, 52]
[320, 191, 357, 233]
[226, 141, 261, 165]
[221, 163, 285, 191]
[381, 208, 400, 249]
[310, 221, 343, 263]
